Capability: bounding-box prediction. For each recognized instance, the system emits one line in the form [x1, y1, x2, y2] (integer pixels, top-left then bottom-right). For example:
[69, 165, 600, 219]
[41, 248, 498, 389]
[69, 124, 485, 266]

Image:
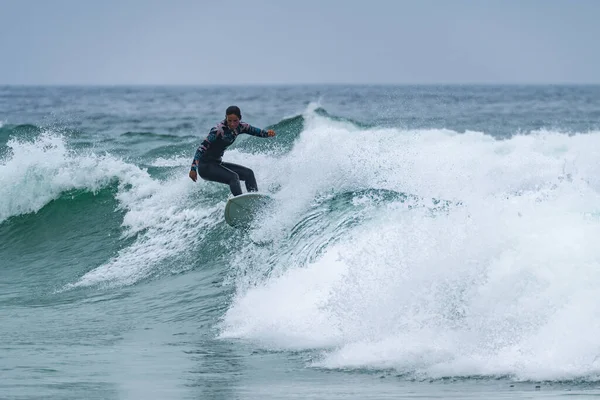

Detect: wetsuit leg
[221, 162, 258, 192]
[197, 162, 243, 196]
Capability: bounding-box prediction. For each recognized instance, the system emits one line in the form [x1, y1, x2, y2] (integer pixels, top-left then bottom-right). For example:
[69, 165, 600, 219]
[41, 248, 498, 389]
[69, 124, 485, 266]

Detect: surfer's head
[225, 105, 242, 129]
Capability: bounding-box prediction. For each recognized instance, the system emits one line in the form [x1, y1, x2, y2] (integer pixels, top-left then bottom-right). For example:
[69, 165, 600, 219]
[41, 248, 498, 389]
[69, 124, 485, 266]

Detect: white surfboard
[224, 192, 274, 227]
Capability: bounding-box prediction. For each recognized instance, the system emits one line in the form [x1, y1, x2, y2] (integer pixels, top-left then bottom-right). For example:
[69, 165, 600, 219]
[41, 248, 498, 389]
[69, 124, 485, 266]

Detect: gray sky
[1, 0, 599, 85]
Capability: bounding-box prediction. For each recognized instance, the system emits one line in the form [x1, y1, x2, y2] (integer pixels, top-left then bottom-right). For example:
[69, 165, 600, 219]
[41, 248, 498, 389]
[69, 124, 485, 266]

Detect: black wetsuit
[190, 120, 270, 196]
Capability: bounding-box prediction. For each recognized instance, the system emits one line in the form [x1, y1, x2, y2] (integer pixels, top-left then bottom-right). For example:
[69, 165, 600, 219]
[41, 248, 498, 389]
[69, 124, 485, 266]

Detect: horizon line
[2, 82, 600, 87]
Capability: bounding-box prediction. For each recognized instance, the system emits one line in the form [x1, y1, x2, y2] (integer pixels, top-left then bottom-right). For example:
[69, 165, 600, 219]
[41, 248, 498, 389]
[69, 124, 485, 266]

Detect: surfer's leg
[197, 162, 243, 196]
[221, 162, 258, 192]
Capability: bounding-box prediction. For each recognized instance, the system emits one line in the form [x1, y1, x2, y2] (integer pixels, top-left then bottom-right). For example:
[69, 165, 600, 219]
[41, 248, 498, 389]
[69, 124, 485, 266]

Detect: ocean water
[1, 85, 600, 399]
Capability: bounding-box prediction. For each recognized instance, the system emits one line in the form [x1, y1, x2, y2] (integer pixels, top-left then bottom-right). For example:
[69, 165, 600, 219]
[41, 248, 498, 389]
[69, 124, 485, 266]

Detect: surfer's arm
[190, 129, 218, 171]
[239, 122, 275, 137]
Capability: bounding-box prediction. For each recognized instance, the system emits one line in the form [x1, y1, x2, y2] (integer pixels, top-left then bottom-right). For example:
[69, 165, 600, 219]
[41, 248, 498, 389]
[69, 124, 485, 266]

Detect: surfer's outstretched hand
[267, 130, 276, 137]
[189, 170, 197, 182]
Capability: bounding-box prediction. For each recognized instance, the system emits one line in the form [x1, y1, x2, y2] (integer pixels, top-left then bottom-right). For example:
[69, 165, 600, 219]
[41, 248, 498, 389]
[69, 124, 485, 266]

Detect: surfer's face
[226, 114, 240, 130]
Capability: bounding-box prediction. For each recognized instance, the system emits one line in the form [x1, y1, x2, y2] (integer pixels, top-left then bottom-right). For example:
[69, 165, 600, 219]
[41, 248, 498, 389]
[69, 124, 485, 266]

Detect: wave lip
[0, 132, 151, 223]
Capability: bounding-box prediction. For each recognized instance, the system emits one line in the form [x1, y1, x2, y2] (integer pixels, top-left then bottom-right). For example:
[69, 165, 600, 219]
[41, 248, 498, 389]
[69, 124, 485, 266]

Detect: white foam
[220, 110, 600, 381]
[0, 132, 146, 223]
[65, 167, 224, 288]
[149, 157, 188, 168]
[0, 131, 223, 289]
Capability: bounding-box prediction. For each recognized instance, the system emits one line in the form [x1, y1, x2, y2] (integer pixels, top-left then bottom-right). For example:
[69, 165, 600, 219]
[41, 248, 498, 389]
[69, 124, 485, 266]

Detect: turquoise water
[2, 85, 600, 399]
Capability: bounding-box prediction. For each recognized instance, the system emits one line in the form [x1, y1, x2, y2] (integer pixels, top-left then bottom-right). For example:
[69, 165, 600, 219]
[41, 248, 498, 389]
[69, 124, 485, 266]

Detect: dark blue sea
[2, 85, 600, 399]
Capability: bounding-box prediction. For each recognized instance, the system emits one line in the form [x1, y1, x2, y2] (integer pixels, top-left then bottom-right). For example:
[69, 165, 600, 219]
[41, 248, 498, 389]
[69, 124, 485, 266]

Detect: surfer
[188, 106, 276, 196]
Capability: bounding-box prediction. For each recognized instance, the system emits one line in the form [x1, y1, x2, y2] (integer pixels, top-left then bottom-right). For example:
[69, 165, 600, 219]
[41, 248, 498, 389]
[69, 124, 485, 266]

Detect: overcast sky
[1, 0, 599, 85]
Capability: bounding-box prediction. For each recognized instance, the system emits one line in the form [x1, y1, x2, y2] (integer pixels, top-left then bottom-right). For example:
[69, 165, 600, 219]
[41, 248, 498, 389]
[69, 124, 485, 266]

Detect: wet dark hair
[225, 105, 241, 119]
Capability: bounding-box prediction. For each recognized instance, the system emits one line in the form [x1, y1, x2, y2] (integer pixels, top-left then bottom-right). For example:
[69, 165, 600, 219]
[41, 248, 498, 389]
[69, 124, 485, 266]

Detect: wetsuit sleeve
[239, 122, 269, 137]
[190, 128, 218, 171]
